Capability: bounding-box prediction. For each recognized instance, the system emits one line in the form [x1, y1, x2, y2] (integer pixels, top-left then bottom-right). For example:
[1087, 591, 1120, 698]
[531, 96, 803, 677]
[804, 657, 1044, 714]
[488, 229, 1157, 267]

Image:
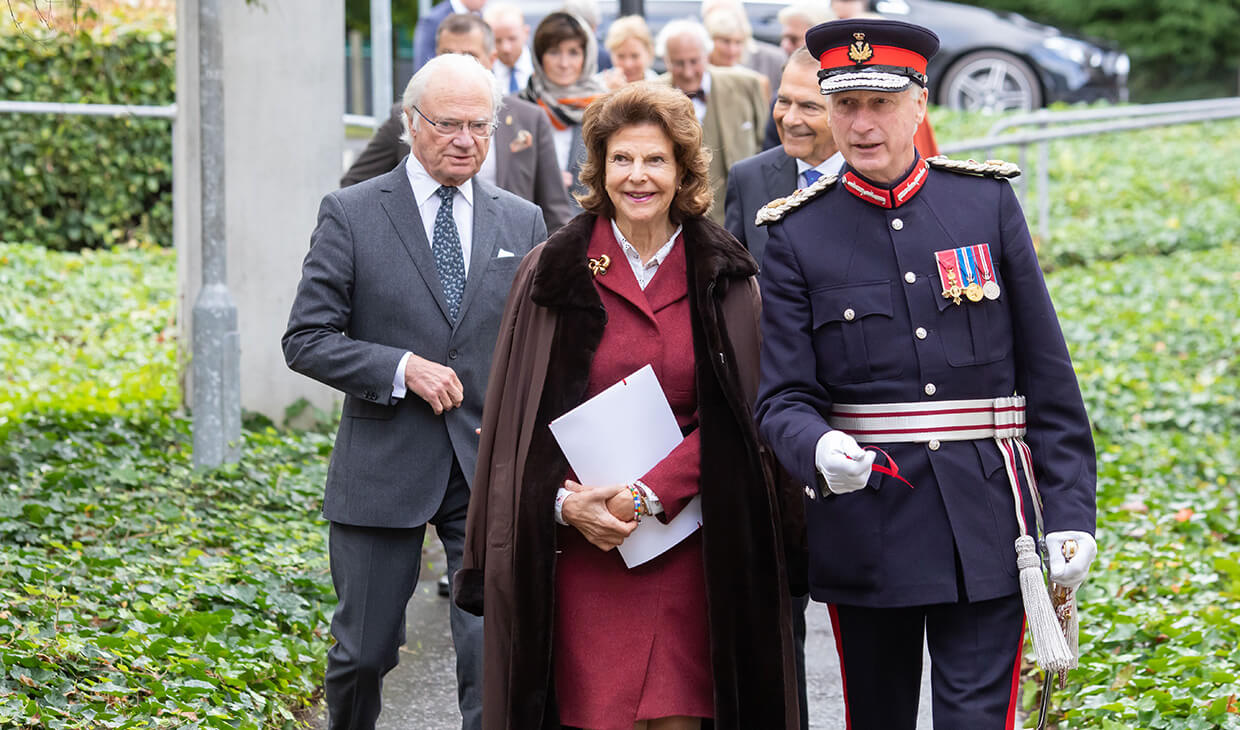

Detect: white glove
[1045, 530, 1097, 589]
[814, 430, 876, 495]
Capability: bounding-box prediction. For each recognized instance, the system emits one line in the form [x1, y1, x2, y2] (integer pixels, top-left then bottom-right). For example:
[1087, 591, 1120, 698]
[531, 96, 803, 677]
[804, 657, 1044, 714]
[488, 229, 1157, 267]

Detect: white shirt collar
[795, 150, 846, 180]
[404, 153, 475, 209]
[611, 219, 683, 290]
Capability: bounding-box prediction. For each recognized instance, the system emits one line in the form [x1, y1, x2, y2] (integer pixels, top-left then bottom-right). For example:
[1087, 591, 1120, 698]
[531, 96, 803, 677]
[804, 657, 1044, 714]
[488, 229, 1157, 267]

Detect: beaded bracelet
[628, 484, 643, 523]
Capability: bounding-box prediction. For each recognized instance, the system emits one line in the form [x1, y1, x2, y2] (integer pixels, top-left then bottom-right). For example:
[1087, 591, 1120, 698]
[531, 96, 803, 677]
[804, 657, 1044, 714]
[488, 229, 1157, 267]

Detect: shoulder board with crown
[755, 172, 839, 227]
[925, 155, 1021, 179]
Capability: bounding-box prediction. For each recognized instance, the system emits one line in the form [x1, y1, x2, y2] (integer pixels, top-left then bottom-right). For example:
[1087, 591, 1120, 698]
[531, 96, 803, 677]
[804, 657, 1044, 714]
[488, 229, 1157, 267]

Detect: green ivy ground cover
[931, 112, 1240, 272]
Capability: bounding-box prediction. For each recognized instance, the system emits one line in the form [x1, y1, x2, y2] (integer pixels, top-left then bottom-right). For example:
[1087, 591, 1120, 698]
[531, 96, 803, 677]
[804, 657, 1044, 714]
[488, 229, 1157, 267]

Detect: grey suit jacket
[340, 96, 574, 234]
[724, 145, 797, 267]
[284, 163, 547, 528]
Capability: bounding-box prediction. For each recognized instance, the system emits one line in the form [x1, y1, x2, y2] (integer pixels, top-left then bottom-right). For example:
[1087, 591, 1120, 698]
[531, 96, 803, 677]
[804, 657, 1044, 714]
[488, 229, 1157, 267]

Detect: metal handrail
[0, 99, 176, 119]
[936, 98, 1240, 245]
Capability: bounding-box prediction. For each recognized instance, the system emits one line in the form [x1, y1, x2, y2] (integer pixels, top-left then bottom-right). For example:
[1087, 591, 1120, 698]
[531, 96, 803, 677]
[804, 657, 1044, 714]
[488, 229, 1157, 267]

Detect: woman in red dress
[456, 82, 804, 730]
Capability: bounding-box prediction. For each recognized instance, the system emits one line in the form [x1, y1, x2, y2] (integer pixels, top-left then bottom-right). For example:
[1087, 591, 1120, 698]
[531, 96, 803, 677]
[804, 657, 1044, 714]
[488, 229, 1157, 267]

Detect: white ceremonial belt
[828, 396, 1027, 443]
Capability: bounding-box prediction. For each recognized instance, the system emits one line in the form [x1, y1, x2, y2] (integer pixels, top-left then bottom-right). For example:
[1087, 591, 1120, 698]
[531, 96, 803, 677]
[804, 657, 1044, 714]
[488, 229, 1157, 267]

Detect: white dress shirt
[611, 219, 682, 290]
[796, 151, 845, 189]
[393, 154, 477, 399]
[493, 47, 534, 95]
[690, 71, 711, 122]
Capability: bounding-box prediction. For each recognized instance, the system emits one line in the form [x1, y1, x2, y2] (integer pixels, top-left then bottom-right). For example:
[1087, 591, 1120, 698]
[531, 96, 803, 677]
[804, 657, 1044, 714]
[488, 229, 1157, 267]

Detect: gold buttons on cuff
[891, 218, 904, 231]
[928, 439, 941, 451]
[924, 382, 937, 396]
[843, 308, 856, 321]
[905, 271, 917, 284]
[915, 327, 928, 340]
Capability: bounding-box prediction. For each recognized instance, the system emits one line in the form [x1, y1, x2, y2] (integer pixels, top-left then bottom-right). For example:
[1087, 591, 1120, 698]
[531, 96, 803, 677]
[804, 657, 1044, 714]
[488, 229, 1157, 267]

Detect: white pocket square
[740, 121, 753, 130]
[497, 248, 515, 258]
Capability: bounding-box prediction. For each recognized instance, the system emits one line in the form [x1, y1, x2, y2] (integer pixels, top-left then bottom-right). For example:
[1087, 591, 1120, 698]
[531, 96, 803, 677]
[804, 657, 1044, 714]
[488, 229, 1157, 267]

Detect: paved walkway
[313, 534, 934, 729]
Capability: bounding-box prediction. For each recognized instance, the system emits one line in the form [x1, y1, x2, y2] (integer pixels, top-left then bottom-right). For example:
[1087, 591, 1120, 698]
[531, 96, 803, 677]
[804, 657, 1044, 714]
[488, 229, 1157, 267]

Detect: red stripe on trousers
[827, 603, 852, 730]
[1006, 619, 1027, 730]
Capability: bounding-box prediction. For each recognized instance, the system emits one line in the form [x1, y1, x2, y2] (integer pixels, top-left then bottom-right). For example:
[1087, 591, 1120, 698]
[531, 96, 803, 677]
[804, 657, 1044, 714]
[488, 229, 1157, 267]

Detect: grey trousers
[324, 462, 482, 730]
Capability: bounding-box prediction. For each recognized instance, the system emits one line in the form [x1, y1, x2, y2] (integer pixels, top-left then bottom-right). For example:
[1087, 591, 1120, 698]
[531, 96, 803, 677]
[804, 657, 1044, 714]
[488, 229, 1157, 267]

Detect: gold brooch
[587, 254, 611, 277]
[848, 32, 873, 64]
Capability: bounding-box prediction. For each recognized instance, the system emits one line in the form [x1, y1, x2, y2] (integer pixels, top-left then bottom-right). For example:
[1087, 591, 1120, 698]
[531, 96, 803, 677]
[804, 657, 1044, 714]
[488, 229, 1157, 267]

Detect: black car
[522, 0, 1128, 113]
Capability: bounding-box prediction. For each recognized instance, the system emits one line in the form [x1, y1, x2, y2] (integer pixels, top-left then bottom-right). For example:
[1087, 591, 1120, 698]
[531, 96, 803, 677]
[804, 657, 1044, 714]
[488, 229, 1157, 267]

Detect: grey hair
[655, 18, 713, 58]
[703, 6, 752, 41]
[777, 2, 837, 28]
[399, 54, 504, 145]
[482, 1, 524, 27]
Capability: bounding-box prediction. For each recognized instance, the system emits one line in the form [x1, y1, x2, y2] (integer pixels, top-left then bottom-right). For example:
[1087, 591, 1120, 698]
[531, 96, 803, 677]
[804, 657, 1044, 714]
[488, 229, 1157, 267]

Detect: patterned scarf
[520, 13, 606, 131]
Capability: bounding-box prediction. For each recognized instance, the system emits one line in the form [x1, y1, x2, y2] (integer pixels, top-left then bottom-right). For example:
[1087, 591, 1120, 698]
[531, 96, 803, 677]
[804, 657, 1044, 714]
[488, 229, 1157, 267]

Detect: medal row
[935, 244, 1001, 305]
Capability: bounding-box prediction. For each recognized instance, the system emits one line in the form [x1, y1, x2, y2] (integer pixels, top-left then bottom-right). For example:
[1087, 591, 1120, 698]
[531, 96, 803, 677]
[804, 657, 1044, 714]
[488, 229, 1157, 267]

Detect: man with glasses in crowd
[283, 52, 546, 730]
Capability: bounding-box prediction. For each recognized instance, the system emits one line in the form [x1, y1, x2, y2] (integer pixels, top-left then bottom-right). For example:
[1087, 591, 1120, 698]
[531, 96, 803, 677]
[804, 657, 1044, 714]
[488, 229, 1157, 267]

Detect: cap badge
[847, 32, 873, 64]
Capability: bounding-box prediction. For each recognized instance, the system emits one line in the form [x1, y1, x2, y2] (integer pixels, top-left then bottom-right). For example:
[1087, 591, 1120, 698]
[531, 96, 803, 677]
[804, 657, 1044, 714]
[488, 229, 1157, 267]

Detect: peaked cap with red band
[806, 19, 940, 95]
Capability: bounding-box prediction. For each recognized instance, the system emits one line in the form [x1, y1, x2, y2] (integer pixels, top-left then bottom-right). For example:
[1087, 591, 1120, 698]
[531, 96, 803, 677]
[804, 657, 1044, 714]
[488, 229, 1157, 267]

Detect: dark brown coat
[455, 213, 807, 729]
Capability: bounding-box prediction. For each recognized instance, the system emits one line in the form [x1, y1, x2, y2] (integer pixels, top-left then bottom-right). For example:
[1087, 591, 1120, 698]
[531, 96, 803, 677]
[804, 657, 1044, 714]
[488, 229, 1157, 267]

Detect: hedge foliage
[955, 0, 1240, 100]
[0, 12, 175, 250]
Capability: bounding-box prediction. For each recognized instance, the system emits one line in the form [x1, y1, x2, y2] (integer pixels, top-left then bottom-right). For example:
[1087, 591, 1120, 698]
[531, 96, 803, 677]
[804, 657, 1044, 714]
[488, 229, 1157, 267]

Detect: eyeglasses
[412, 105, 498, 138]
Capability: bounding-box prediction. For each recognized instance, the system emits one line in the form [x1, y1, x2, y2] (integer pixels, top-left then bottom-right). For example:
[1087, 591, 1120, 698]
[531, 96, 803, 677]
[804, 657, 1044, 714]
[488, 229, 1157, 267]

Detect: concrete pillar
[176, 0, 342, 425]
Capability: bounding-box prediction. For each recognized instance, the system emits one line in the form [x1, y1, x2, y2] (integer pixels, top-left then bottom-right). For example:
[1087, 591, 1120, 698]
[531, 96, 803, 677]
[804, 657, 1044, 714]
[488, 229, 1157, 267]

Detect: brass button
[843, 308, 856, 321]
[928, 439, 941, 451]
[915, 327, 927, 340]
[891, 218, 904, 231]
[924, 383, 937, 396]
[905, 271, 916, 284]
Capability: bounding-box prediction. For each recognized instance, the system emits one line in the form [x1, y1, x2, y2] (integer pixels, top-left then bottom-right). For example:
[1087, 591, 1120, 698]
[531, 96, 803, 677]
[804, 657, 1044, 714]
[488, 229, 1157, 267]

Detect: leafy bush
[0, 12, 175, 250]
[953, 0, 1240, 101]
[0, 242, 179, 436]
[930, 111, 1240, 271]
[1042, 244, 1240, 727]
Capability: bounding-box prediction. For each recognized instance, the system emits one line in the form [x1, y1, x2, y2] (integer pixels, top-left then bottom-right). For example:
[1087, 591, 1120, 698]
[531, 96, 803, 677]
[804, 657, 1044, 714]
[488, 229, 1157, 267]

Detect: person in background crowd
[520, 11, 608, 202]
[831, 0, 874, 20]
[598, 15, 658, 90]
[342, 13, 574, 235]
[413, 0, 487, 70]
[700, 0, 784, 97]
[484, 2, 533, 95]
[755, 20, 1097, 728]
[655, 19, 767, 226]
[456, 80, 802, 730]
[762, 1, 838, 150]
[727, 47, 842, 266]
[562, 0, 613, 71]
[778, 2, 837, 56]
[284, 53, 547, 730]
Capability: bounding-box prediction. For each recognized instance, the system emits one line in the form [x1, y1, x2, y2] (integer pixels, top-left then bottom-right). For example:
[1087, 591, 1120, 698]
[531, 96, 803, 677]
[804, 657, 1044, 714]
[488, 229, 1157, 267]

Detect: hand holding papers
[549, 364, 703, 568]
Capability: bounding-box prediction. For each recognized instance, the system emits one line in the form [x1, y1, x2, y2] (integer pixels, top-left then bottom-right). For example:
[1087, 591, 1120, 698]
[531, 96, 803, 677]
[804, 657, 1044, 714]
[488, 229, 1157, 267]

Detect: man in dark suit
[344, 13, 574, 234]
[725, 47, 842, 267]
[755, 20, 1097, 727]
[284, 53, 546, 730]
[413, 0, 486, 70]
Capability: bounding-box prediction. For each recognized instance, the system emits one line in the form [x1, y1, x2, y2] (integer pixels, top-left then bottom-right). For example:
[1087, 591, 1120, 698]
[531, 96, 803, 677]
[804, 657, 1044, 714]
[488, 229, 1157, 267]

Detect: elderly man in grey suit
[725, 47, 843, 267]
[283, 53, 546, 730]
[342, 13, 574, 235]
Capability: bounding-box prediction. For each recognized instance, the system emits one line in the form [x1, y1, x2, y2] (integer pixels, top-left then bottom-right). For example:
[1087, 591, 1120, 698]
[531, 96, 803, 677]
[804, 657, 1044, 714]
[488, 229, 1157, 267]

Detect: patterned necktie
[803, 168, 822, 187]
[432, 186, 466, 320]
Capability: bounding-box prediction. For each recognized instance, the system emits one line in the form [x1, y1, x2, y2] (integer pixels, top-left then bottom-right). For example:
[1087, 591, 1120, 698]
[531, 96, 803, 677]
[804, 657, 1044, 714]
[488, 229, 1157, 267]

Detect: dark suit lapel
[455, 178, 500, 326]
[377, 163, 454, 323]
[764, 150, 797, 197]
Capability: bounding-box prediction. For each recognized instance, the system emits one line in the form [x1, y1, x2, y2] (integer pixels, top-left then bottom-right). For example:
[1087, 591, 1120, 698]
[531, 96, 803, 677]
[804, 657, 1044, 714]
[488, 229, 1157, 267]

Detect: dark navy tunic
[755, 160, 1096, 608]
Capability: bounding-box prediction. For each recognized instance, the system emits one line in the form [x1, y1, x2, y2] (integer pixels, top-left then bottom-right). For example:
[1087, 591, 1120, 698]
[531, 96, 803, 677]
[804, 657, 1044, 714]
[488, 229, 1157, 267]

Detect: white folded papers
[549, 364, 702, 568]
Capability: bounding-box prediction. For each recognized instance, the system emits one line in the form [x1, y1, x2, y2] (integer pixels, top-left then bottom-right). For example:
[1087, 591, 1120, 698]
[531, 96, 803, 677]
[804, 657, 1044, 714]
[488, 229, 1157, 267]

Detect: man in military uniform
[754, 19, 1098, 727]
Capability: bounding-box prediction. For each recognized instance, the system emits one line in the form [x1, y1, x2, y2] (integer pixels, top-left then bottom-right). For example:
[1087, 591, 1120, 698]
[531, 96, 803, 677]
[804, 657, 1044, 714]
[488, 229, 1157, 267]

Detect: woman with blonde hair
[456, 81, 803, 730]
[598, 15, 658, 89]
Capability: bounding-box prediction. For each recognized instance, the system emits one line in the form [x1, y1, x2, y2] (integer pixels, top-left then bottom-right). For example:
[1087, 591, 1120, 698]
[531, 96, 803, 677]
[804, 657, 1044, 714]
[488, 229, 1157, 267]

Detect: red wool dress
[553, 220, 712, 729]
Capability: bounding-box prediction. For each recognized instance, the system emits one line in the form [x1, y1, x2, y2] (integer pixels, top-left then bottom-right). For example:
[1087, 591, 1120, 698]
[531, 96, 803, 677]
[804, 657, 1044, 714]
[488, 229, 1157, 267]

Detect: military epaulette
[925, 155, 1021, 179]
[755, 172, 839, 227]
